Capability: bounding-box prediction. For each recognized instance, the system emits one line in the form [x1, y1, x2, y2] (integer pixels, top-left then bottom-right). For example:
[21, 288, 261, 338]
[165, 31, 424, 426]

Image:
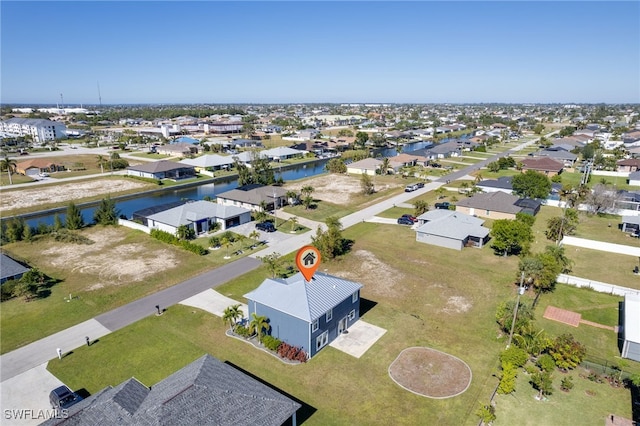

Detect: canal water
[24, 160, 329, 227]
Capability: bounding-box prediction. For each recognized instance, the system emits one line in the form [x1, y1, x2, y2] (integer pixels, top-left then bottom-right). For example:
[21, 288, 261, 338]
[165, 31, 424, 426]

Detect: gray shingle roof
[476, 176, 513, 190]
[244, 272, 363, 322]
[0, 253, 30, 281]
[179, 154, 234, 168]
[456, 191, 522, 214]
[42, 355, 300, 426]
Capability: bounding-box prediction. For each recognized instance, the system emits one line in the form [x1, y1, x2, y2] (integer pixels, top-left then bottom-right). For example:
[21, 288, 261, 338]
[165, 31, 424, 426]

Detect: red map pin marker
[295, 245, 321, 282]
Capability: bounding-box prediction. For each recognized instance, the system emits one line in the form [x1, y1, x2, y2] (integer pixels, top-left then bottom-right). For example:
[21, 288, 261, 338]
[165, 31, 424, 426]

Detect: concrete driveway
[180, 290, 248, 320]
[0, 363, 65, 426]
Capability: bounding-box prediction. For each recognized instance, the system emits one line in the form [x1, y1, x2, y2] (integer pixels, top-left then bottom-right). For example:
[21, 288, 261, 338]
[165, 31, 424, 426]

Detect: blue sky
[1, 1, 638, 104]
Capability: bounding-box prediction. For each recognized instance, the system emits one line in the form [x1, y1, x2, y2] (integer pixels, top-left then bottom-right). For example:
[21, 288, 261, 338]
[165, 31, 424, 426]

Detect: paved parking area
[329, 320, 387, 358]
[180, 290, 248, 319]
[0, 363, 65, 426]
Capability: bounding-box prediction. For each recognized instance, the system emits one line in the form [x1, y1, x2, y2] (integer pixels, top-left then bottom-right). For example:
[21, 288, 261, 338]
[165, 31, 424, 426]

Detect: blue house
[244, 272, 363, 358]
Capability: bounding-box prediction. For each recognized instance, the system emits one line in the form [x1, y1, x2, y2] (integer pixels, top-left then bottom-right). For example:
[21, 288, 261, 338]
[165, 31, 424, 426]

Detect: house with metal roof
[126, 160, 195, 180]
[476, 176, 514, 194]
[139, 200, 251, 234]
[415, 210, 490, 250]
[455, 191, 535, 220]
[244, 272, 363, 358]
[621, 215, 640, 236]
[216, 184, 288, 212]
[0, 253, 31, 284]
[42, 354, 301, 426]
[179, 154, 235, 175]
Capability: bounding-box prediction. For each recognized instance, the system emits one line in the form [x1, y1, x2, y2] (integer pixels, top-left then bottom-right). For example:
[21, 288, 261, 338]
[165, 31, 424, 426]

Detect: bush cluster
[234, 325, 252, 338]
[277, 342, 308, 363]
[150, 229, 208, 255]
[261, 335, 282, 351]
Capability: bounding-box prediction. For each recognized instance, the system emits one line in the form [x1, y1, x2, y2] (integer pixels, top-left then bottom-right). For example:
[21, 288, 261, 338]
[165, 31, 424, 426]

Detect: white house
[0, 118, 67, 143]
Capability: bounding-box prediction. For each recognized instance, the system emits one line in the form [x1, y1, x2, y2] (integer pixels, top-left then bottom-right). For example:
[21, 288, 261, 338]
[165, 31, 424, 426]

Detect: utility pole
[507, 272, 525, 348]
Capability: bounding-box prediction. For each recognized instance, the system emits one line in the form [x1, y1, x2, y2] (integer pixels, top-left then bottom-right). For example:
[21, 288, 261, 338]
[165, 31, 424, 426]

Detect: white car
[39, 172, 49, 178]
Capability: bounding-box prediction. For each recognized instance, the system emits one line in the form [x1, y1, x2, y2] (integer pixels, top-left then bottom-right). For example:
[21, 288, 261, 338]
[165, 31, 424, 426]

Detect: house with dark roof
[617, 158, 640, 173]
[621, 215, 640, 236]
[126, 160, 195, 180]
[0, 253, 30, 284]
[476, 176, 514, 194]
[455, 191, 540, 220]
[519, 157, 564, 176]
[135, 200, 251, 234]
[412, 140, 461, 161]
[628, 171, 640, 187]
[216, 184, 288, 212]
[244, 272, 363, 358]
[415, 210, 490, 250]
[42, 354, 301, 426]
[535, 150, 578, 167]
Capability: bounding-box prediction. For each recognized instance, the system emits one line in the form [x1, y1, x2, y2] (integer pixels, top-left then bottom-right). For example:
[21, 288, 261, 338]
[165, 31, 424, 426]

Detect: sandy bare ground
[286, 174, 402, 205]
[0, 179, 149, 212]
[335, 250, 407, 299]
[39, 227, 178, 291]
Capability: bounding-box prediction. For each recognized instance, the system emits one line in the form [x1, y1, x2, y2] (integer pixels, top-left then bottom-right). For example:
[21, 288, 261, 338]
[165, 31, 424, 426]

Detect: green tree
[511, 170, 552, 199]
[3, 217, 25, 243]
[325, 158, 347, 173]
[248, 230, 260, 244]
[223, 304, 243, 331]
[96, 155, 107, 173]
[289, 216, 299, 233]
[249, 312, 271, 343]
[533, 123, 545, 135]
[14, 268, 46, 301]
[496, 299, 534, 335]
[497, 361, 518, 395]
[490, 219, 533, 256]
[22, 224, 33, 242]
[549, 334, 586, 371]
[544, 245, 573, 273]
[176, 225, 195, 240]
[221, 236, 232, 258]
[475, 403, 496, 425]
[260, 252, 282, 278]
[312, 216, 349, 260]
[65, 202, 84, 230]
[487, 161, 500, 173]
[530, 371, 553, 400]
[545, 208, 578, 241]
[302, 195, 314, 210]
[53, 214, 63, 231]
[355, 131, 369, 148]
[360, 173, 375, 195]
[1, 155, 17, 185]
[413, 200, 429, 216]
[379, 157, 391, 175]
[93, 196, 120, 225]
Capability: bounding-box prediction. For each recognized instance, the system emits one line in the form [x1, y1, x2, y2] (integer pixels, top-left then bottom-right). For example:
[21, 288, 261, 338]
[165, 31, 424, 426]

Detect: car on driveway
[397, 217, 414, 225]
[256, 222, 276, 232]
[435, 202, 451, 210]
[50, 385, 82, 410]
[401, 214, 417, 223]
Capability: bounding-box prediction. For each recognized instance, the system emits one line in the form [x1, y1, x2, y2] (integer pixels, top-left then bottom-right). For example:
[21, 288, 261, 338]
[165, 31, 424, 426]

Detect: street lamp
[507, 272, 525, 348]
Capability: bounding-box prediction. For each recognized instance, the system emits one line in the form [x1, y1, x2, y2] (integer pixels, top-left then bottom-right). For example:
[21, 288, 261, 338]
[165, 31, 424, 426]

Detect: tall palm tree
[248, 230, 260, 246]
[379, 157, 391, 175]
[223, 304, 243, 331]
[289, 216, 299, 233]
[249, 312, 270, 343]
[301, 185, 314, 199]
[96, 155, 106, 174]
[222, 307, 235, 331]
[1, 155, 17, 185]
[221, 236, 232, 259]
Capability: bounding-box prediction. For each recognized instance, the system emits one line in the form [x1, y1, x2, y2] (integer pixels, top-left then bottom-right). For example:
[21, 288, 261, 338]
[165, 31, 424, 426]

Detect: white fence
[557, 274, 640, 297]
[561, 235, 640, 257]
[118, 218, 150, 234]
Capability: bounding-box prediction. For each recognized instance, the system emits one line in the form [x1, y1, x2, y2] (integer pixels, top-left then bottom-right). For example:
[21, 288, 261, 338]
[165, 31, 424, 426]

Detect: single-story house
[127, 160, 196, 180]
[216, 184, 288, 212]
[514, 198, 542, 216]
[628, 171, 640, 187]
[15, 159, 65, 177]
[261, 147, 307, 161]
[621, 294, 640, 362]
[535, 150, 578, 167]
[41, 354, 301, 426]
[617, 158, 640, 173]
[244, 272, 363, 359]
[621, 215, 640, 235]
[413, 140, 462, 161]
[135, 200, 251, 234]
[519, 157, 564, 176]
[476, 176, 514, 194]
[455, 191, 538, 220]
[0, 253, 31, 284]
[415, 210, 490, 250]
[156, 143, 200, 156]
[179, 154, 235, 175]
[389, 153, 428, 170]
[231, 150, 269, 166]
[346, 158, 383, 176]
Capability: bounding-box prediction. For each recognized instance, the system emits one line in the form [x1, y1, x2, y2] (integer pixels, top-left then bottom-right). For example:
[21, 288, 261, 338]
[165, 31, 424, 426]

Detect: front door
[338, 316, 348, 334]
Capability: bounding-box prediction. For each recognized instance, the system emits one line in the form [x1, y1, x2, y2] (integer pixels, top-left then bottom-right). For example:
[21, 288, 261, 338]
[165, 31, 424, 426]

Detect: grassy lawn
[0, 173, 37, 186]
[45, 221, 634, 424]
[127, 152, 171, 159]
[0, 227, 259, 354]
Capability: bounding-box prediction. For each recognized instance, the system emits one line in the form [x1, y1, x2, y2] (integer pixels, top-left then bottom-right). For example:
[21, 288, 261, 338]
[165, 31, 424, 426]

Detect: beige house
[455, 192, 524, 220]
[346, 158, 383, 176]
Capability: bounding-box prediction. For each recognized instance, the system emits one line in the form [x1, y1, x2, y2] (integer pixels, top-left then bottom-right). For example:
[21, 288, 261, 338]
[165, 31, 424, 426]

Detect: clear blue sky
[1, 1, 638, 105]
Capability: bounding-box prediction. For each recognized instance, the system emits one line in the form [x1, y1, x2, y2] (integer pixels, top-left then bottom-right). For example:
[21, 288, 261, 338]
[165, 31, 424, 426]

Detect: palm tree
[301, 185, 314, 199]
[285, 190, 299, 206]
[222, 307, 235, 331]
[249, 312, 270, 343]
[223, 304, 243, 331]
[1, 155, 17, 185]
[96, 155, 106, 174]
[289, 216, 299, 233]
[379, 157, 391, 175]
[221, 236, 232, 259]
[248, 230, 260, 247]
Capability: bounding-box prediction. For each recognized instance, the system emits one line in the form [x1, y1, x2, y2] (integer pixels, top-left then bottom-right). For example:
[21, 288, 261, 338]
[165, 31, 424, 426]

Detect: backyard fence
[557, 274, 640, 297]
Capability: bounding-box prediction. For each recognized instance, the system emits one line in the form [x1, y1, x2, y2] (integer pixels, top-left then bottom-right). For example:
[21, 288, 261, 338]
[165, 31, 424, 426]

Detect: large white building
[0, 118, 67, 143]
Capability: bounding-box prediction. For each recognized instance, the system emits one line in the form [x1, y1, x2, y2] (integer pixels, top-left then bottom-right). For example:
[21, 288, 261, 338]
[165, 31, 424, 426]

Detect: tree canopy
[490, 219, 533, 256]
[511, 170, 551, 199]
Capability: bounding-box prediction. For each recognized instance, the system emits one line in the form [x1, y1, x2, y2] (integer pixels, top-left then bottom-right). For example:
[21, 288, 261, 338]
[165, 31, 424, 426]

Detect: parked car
[401, 214, 417, 222]
[256, 222, 276, 232]
[50, 385, 82, 410]
[405, 184, 419, 192]
[435, 202, 451, 210]
[415, 182, 425, 188]
[397, 217, 414, 225]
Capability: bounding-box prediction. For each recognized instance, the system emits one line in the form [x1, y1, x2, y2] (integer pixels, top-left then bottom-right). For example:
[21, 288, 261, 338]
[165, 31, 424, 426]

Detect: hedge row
[150, 229, 208, 255]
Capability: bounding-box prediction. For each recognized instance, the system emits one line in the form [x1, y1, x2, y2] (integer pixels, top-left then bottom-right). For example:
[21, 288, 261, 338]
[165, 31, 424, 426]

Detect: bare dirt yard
[388, 347, 473, 398]
[0, 179, 149, 212]
[286, 173, 403, 205]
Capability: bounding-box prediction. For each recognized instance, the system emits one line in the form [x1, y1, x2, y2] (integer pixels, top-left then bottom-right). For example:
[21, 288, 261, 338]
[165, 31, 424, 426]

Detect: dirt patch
[286, 174, 401, 205]
[334, 250, 406, 298]
[0, 179, 149, 212]
[442, 296, 472, 314]
[38, 227, 179, 290]
[388, 347, 472, 398]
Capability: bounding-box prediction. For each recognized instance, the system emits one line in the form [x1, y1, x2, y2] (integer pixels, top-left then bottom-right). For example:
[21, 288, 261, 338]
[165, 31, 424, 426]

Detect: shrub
[276, 342, 307, 363]
[524, 363, 538, 375]
[1, 280, 18, 301]
[537, 354, 556, 372]
[209, 236, 220, 248]
[497, 361, 517, 395]
[500, 346, 529, 367]
[475, 403, 496, 425]
[150, 229, 208, 255]
[51, 229, 95, 245]
[549, 334, 586, 371]
[560, 376, 574, 392]
[234, 325, 251, 338]
[262, 335, 282, 352]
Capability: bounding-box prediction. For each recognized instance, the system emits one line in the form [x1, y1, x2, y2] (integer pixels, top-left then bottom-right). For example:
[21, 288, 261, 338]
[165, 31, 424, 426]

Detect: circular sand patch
[388, 347, 472, 399]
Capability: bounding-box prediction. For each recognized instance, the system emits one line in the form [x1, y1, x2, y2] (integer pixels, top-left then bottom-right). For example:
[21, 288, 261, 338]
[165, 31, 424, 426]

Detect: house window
[326, 309, 332, 322]
[316, 331, 328, 350]
[311, 320, 318, 332]
[348, 310, 356, 320]
[352, 292, 358, 303]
